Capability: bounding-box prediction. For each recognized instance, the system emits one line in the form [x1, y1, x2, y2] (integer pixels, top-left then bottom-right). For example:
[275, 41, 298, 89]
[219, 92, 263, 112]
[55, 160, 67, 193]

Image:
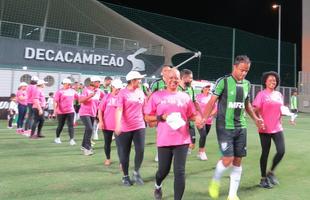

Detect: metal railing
[0, 20, 164, 56]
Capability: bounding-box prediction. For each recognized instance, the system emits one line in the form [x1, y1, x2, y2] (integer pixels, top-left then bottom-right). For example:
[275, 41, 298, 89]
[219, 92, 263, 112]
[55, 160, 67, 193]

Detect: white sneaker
[187, 148, 192, 155]
[198, 152, 208, 160]
[54, 137, 62, 144]
[83, 149, 94, 156]
[69, 139, 76, 146]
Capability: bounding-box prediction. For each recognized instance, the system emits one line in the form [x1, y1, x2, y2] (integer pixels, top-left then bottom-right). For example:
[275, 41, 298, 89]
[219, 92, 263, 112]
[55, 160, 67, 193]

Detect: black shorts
[216, 127, 247, 157]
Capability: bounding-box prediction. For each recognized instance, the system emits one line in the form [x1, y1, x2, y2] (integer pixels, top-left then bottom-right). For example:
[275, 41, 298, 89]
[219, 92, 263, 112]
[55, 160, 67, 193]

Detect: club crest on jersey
[228, 102, 245, 109]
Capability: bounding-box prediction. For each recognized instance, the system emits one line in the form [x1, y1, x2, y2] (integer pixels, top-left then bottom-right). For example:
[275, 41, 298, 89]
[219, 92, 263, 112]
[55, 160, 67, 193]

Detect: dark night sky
[101, 0, 302, 66]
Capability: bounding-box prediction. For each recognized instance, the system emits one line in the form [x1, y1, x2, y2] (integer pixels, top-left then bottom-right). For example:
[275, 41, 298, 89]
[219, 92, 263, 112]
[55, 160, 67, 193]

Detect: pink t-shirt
[196, 93, 217, 125]
[99, 93, 118, 131]
[26, 84, 37, 104]
[117, 87, 146, 132]
[253, 89, 283, 134]
[17, 89, 28, 106]
[144, 90, 196, 147]
[54, 88, 78, 114]
[32, 88, 46, 109]
[79, 87, 104, 117]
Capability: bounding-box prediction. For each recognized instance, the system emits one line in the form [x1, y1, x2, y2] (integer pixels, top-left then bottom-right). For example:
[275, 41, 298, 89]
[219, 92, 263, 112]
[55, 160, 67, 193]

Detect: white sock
[155, 183, 162, 189]
[213, 160, 229, 181]
[228, 165, 242, 198]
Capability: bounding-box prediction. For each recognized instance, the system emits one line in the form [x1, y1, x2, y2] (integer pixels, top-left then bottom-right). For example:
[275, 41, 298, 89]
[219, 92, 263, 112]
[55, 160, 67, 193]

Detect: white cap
[111, 79, 123, 89]
[90, 76, 101, 82]
[203, 82, 211, 87]
[62, 78, 72, 84]
[19, 82, 28, 87]
[126, 71, 146, 81]
[37, 80, 48, 85]
[31, 76, 39, 81]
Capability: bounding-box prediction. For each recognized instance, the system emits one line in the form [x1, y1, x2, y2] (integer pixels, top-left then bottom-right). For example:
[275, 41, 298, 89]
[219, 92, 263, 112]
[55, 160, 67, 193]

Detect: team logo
[221, 142, 229, 151]
[127, 48, 147, 71]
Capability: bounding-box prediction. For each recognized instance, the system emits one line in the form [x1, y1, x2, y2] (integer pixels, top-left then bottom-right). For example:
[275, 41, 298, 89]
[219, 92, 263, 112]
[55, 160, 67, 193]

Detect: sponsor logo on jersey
[228, 102, 245, 109]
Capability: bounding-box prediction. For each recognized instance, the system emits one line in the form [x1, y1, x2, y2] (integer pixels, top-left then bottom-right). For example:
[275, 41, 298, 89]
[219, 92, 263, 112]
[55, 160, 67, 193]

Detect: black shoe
[122, 176, 133, 186]
[132, 171, 144, 185]
[267, 172, 279, 185]
[154, 187, 162, 200]
[259, 178, 273, 189]
[37, 135, 45, 138]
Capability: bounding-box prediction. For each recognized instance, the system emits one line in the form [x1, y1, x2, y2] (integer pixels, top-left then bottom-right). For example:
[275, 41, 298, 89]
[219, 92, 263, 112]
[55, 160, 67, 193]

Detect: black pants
[189, 122, 196, 144]
[118, 128, 145, 176]
[103, 130, 114, 159]
[80, 116, 95, 150]
[56, 113, 75, 139]
[25, 104, 34, 130]
[31, 108, 45, 136]
[259, 132, 285, 177]
[17, 104, 27, 129]
[198, 124, 211, 148]
[156, 144, 188, 200]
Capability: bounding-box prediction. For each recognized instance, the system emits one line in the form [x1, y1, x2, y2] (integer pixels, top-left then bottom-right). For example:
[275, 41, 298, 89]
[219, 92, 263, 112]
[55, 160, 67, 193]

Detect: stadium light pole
[272, 4, 281, 82]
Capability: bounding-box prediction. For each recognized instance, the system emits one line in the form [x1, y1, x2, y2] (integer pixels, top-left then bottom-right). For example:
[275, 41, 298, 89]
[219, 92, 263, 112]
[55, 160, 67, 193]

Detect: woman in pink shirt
[98, 79, 123, 166]
[79, 76, 104, 156]
[54, 78, 79, 145]
[144, 68, 201, 200]
[30, 80, 47, 138]
[253, 71, 285, 189]
[16, 82, 28, 133]
[115, 71, 146, 186]
[195, 82, 217, 161]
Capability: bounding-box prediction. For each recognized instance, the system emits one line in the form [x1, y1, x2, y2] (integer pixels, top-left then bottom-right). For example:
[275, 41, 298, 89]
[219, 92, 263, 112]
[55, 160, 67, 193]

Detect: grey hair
[234, 55, 251, 65]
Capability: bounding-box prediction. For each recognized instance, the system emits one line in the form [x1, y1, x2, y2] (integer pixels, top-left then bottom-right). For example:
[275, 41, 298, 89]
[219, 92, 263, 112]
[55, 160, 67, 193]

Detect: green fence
[106, 3, 296, 87]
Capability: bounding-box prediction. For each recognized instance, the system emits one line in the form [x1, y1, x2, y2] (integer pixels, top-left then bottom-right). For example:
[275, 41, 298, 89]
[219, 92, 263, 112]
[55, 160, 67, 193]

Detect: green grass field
[0, 113, 309, 200]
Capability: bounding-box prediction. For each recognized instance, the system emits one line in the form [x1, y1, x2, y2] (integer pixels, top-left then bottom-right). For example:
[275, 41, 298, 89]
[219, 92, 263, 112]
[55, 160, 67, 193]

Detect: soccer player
[145, 68, 202, 200]
[178, 69, 199, 154]
[253, 71, 286, 188]
[202, 55, 264, 200]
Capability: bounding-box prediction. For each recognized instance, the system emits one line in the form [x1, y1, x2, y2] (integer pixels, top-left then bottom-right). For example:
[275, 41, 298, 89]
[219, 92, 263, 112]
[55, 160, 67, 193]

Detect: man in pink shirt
[79, 76, 104, 156]
[30, 80, 47, 138]
[25, 75, 39, 132]
[253, 71, 286, 189]
[98, 79, 123, 166]
[16, 82, 28, 133]
[144, 68, 202, 200]
[115, 71, 146, 186]
[54, 78, 79, 146]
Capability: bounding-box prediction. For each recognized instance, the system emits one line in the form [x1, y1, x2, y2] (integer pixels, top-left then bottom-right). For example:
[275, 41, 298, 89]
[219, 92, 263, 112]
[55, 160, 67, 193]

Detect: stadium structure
[0, 0, 301, 117]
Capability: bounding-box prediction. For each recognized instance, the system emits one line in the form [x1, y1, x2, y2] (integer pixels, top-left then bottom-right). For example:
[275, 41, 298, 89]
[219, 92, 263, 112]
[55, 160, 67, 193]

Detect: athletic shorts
[216, 127, 247, 157]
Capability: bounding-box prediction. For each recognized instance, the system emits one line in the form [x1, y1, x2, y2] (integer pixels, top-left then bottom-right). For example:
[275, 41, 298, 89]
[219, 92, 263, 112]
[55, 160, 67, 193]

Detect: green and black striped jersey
[213, 75, 251, 129]
[178, 85, 196, 102]
[151, 79, 166, 92]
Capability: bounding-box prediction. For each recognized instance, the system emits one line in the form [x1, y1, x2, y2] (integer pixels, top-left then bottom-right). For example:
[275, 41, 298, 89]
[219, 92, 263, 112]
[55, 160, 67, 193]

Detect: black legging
[117, 128, 145, 176]
[31, 108, 45, 136]
[17, 104, 27, 129]
[198, 124, 211, 148]
[56, 113, 75, 139]
[103, 130, 114, 159]
[189, 122, 196, 144]
[80, 116, 95, 150]
[259, 132, 285, 177]
[156, 144, 188, 200]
